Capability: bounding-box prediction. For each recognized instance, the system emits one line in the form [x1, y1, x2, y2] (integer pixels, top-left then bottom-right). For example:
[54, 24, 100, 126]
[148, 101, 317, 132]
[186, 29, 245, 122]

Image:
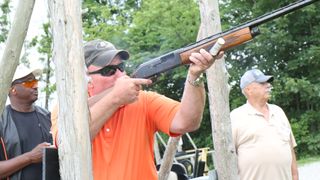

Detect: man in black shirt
[0, 65, 52, 180]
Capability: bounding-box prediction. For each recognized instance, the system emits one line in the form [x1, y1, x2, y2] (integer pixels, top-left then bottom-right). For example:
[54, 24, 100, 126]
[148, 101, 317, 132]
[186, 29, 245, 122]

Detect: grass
[297, 156, 320, 166]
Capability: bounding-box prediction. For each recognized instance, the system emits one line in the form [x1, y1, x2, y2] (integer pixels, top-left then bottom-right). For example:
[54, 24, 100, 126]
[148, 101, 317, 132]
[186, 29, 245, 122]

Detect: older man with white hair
[231, 69, 298, 180]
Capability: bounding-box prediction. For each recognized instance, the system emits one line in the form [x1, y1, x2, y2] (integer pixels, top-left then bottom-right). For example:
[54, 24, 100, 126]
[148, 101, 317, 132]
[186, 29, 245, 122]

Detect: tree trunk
[48, 0, 93, 179]
[44, 54, 52, 110]
[198, 0, 239, 180]
[0, 0, 35, 113]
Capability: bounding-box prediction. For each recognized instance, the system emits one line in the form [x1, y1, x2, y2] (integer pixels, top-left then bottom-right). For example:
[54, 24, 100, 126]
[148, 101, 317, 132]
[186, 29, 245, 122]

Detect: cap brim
[92, 50, 129, 67]
[256, 75, 274, 83]
[12, 68, 43, 82]
[31, 69, 43, 77]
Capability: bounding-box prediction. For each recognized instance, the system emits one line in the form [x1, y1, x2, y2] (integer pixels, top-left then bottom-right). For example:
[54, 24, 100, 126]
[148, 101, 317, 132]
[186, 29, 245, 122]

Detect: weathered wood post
[0, 0, 36, 113]
[198, 0, 239, 179]
[158, 136, 181, 180]
[48, 0, 93, 179]
[154, 134, 162, 165]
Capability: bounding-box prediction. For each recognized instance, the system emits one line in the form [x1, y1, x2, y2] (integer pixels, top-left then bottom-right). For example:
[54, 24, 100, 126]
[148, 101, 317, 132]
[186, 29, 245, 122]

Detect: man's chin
[31, 97, 38, 103]
[264, 94, 271, 100]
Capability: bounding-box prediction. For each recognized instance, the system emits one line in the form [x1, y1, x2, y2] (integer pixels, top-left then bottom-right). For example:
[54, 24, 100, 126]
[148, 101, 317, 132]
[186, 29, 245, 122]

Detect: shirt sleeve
[145, 91, 180, 136]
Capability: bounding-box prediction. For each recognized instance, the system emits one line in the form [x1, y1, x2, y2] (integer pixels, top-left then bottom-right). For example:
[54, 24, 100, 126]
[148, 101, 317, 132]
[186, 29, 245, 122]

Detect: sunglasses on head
[88, 62, 125, 77]
[12, 79, 38, 88]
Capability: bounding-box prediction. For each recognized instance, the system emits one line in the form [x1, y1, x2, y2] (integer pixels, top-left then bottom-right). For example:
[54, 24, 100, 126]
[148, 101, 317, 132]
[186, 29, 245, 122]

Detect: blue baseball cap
[240, 69, 273, 89]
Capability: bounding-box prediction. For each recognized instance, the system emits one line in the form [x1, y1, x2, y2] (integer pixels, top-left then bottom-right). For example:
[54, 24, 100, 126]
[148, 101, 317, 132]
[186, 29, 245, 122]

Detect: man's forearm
[0, 153, 32, 178]
[170, 72, 206, 134]
[291, 148, 299, 180]
[89, 92, 121, 140]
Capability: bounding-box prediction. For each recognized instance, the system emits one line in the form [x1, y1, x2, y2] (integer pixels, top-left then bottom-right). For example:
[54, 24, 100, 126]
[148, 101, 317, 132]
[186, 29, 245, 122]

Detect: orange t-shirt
[92, 91, 180, 180]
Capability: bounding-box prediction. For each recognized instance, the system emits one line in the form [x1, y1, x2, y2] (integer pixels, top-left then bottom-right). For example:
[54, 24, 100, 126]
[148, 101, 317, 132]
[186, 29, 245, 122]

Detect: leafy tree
[0, 0, 10, 43]
[82, 0, 141, 45]
[30, 23, 55, 109]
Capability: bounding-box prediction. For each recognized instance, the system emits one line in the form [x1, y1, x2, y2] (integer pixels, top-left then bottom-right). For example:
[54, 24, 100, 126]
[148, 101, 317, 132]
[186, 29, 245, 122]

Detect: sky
[0, 0, 50, 107]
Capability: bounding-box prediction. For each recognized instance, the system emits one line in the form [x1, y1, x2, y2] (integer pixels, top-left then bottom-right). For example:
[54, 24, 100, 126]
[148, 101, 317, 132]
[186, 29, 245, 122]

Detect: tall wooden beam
[48, 0, 93, 179]
[158, 136, 181, 180]
[198, 0, 239, 179]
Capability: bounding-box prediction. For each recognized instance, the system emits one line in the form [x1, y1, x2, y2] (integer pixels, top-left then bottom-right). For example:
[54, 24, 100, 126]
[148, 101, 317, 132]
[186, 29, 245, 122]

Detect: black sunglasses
[88, 63, 125, 77]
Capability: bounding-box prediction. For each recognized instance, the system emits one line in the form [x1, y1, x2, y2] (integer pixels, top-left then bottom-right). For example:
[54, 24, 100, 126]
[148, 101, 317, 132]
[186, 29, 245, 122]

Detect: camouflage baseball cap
[84, 39, 129, 68]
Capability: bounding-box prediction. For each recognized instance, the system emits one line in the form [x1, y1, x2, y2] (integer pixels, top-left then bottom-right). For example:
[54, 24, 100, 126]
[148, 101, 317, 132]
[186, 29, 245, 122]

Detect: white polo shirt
[231, 102, 296, 180]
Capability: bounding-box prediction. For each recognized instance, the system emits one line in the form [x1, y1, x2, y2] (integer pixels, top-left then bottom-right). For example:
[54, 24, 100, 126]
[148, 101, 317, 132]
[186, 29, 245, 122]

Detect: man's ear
[10, 87, 16, 94]
[88, 82, 94, 97]
[243, 86, 251, 97]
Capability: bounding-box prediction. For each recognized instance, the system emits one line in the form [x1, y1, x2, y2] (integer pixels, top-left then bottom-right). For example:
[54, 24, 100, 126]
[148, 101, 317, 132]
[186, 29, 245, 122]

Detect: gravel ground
[298, 161, 320, 180]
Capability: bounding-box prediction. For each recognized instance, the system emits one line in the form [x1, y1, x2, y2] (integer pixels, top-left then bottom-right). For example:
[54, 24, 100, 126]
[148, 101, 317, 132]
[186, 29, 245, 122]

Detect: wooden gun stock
[179, 27, 256, 64]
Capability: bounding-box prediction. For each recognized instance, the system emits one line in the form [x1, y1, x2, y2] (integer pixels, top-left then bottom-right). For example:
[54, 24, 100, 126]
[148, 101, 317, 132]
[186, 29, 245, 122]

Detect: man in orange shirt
[52, 39, 223, 179]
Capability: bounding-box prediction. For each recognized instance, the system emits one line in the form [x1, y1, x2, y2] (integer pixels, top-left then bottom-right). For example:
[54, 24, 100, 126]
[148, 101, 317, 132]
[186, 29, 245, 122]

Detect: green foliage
[298, 155, 320, 166]
[0, 0, 10, 43]
[291, 111, 320, 157]
[29, 22, 55, 109]
[82, 0, 140, 44]
[125, 0, 200, 54]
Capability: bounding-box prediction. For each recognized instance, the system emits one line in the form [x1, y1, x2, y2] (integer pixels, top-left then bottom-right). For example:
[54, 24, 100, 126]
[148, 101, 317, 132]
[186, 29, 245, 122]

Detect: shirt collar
[244, 101, 274, 117]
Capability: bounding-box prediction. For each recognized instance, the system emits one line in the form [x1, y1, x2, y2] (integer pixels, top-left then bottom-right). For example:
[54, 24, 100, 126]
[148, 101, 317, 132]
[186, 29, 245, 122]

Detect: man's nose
[265, 83, 272, 88]
[32, 81, 39, 89]
[115, 69, 126, 77]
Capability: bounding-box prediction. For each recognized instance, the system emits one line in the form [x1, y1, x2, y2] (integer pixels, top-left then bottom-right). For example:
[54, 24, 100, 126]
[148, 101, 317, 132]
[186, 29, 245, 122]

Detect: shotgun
[131, 0, 319, 79]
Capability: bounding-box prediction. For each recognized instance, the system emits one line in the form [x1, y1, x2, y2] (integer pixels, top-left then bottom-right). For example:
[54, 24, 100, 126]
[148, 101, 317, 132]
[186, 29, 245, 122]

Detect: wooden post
[158, 136, 181, 180]
[0, 0, 35, 113]
[198, 0, 239, 179]
[154, 134, 162, 165]
[48, 0, 93, 179]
